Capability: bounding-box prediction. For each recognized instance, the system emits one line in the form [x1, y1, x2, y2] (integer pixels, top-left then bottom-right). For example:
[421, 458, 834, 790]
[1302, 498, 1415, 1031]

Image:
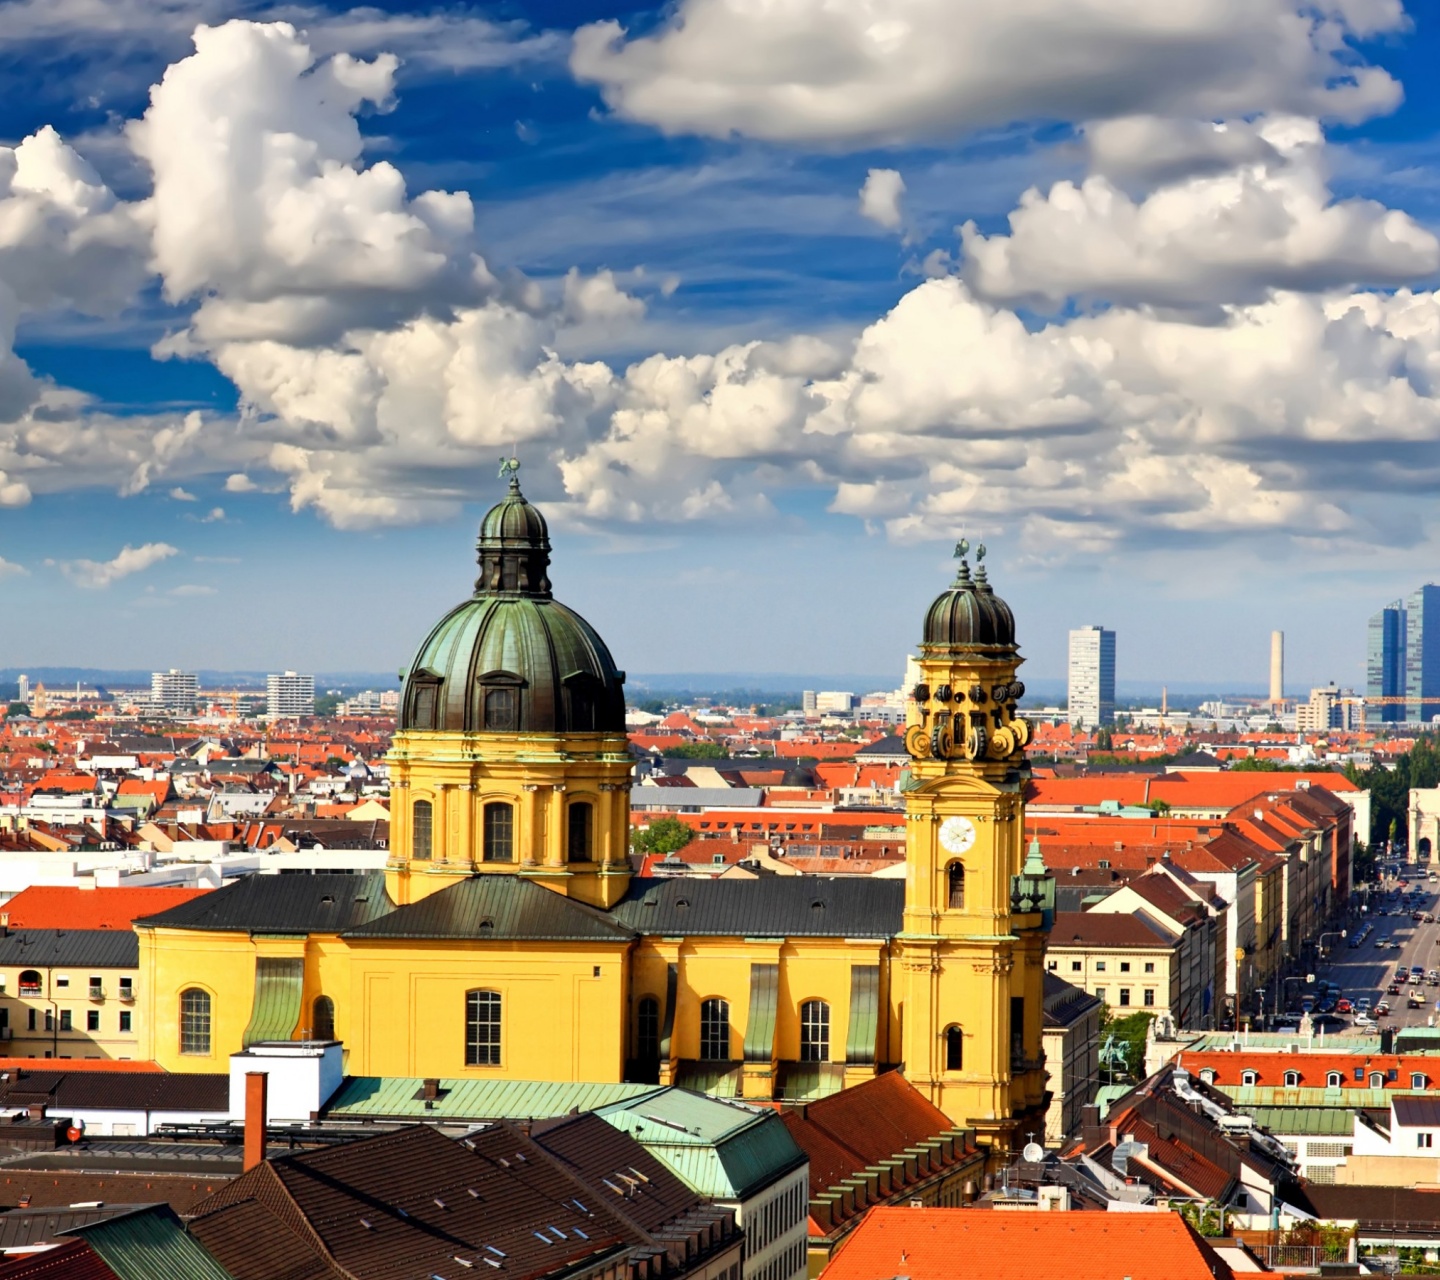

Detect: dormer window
[478, 671, 525, 732]
[1199, 1068, 1216, 1085]
[1283, 1070, 1300, 1087]
[1327, 1072, 1342, 1088]
[1241, 1070, 1258, 1086]
[1414, 1073, 1428, 1090]
[1370, 1072, 1384, 1089]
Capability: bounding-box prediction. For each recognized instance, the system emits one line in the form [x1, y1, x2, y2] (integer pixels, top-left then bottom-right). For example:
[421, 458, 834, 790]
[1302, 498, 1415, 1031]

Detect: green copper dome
[398, 463, 626, 734]
[923, 546, 1016, 652]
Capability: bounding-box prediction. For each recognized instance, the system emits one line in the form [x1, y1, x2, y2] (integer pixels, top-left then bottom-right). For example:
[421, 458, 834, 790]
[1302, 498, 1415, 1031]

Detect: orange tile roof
[1179, 1050, 1434, 1090]
[819, 1207, 1233, 1280]
[0, 886, 211, 930]
[0, 1057, 164, 1072]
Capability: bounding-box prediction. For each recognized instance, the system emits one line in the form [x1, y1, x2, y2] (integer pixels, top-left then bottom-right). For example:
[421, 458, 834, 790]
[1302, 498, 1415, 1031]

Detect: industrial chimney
[1269, 631, 1284, 706]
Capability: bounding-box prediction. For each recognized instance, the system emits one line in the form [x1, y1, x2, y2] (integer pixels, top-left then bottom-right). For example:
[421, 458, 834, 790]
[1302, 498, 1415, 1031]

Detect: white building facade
[1067, 625, 1116, 728]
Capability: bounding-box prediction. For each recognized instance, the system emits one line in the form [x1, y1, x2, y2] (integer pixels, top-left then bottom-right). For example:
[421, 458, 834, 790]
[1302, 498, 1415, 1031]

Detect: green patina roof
[1180, 1032, 1386, 1052]
[1237, 1107, 1356, 1136]
[242, 957, 303, 1049]
[596, 1089, 806, 1201]
[67, 1206, 235, 1280]
[1096, 1083, 1132, 1119]
[325, 1077, 663, 1120]
[743, 964, 779, 1063]
[846, 965, 880, 1066]
[1225, 1085, 1425, 1108]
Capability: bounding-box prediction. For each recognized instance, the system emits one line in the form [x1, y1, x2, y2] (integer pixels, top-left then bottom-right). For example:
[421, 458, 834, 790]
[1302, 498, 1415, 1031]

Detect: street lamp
[1317, 930, 1346, 958]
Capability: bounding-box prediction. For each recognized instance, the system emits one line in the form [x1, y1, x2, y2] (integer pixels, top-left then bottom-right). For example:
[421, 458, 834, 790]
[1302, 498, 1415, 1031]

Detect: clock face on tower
[938, 816, 977, 854]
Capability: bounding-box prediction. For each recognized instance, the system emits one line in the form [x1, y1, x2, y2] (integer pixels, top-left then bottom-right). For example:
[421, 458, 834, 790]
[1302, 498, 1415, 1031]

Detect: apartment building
[1067, 625, 1116, 728]
[1046, 911, 1182, 1021]
[266, 671, 315, 719]
[0, 930, 140, 1059]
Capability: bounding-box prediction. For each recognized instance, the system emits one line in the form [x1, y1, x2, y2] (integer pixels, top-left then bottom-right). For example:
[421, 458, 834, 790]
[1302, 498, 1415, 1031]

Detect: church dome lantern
[398, 459, 626, 735]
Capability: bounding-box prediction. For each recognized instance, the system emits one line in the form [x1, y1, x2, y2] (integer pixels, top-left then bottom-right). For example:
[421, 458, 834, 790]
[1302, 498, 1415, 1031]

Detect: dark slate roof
[344, 876, 634, 942]
[0, 1070, 229, 1113]
[610, 876, 903, 938]
[1392, 1094, 1440, 1127]
[0, 1203, 154, 1249]
[134, 873, 392, 934]
[856, 735, 906, 756]
[0, 931, 137, 968]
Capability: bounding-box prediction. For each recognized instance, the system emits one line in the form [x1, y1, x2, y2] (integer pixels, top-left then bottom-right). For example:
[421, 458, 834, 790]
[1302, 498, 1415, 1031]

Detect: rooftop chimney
[422, 1077, 440, 1100]
[244, 1071, 267, 1172]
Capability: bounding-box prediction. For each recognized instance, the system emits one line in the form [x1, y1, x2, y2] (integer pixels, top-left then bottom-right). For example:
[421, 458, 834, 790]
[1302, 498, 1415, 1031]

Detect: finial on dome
[498, 454, 522, 493]
[975, 542, 990, 585]
[952, 538, 973, 585]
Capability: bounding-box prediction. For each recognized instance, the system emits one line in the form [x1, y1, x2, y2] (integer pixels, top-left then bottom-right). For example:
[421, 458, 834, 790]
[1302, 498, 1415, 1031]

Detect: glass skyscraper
[1407, 585, 1440, 723]
[1368, 601, 1406, 723]
[1068, 625, 1116, 728]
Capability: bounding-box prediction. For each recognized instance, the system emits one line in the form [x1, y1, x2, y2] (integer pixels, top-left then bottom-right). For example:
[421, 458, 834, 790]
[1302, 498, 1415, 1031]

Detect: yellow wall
[345, 938, 628, 1079]
[387, 728, 634, 908]
[0, 965, 140, 1060]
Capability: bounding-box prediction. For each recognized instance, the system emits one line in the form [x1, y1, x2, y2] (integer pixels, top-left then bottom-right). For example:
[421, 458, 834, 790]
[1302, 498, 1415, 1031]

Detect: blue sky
[1, 0, 1440, 690]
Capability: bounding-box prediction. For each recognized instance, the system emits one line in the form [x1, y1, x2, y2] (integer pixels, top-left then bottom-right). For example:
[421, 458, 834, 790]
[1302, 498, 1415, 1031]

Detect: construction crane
[1356, 695, 1429, 732]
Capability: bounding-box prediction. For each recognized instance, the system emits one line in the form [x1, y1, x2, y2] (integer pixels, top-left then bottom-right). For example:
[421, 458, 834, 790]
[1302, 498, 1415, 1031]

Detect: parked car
[1354, 1014, 1379, 1029]
[1337, 998, 1353, 1013]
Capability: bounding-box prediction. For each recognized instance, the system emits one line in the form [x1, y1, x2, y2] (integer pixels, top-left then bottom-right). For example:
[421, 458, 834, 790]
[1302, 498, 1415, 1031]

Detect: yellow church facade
[134, 470, 1054, 1155]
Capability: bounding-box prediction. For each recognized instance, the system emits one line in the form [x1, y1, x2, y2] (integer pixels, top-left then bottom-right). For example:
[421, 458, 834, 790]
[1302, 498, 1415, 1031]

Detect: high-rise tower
[1407, 586, 1440, 724]
[899, 544, 1053, 1154]
[1269, 631, 1284, 706]
[1368, 602, 1405, 723]
[1067, 625, 1115, 727]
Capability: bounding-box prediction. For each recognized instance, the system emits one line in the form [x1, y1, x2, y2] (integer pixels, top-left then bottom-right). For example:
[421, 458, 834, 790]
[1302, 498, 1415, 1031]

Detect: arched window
[1370, 1072, 1385, 1089]
[1326, 1071, 1342, 1088]
[800, 1000, 830, 1062]
[568, 802, 592, 862]
[1284, 1070, 1300, 1087]
[947, 863, 965, 910]
[483, 802, 514, 863]
[412, 799, 433, 861]
[1199, 1068, 1216, 1085]
[636, 997, 660, 1062]
[180, 989, 211, 1056]
[699, 998, 730, 1061]
[17, 970, 40, 995]
[1241, 1070, 1258, 1086]
[945, 1025, 963, 1072]
[465, 990, 502, 1066]
[312, 995, 335, 1042]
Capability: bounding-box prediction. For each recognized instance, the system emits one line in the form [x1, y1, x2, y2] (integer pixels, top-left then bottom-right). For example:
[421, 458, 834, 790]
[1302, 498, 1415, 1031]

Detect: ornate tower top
[923, 541, 1016, 654]
[475, 457, 553, 598]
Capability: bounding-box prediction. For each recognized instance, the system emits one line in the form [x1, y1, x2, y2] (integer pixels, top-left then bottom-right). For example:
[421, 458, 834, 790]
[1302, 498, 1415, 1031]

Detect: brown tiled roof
[190, 1122, 735, 1280]
[0, 1238, 118, 1279]
[1050, 911, 1178, 948]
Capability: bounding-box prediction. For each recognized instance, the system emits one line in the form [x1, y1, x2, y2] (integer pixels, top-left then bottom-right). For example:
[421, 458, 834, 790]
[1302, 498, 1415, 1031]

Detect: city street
[1301, 875, 1440, 1035]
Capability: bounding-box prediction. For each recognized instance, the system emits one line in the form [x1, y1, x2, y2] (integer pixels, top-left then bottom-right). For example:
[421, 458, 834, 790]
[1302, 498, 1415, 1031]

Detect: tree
[1151, 799, 1172, 816]
[661, 743, 728, 759]
[632, 817, 694, 854]
[1099, 1008, 1154, 1078]
[4, 702, 29, 717]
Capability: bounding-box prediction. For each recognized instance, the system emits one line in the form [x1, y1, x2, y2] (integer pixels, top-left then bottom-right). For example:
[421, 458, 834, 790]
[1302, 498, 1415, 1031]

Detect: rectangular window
[1071, 961, 1081, 972]
[86, 1010, 99, 1032]
[27, 1009, 35, 1032]
[412, 799, 433, 861]
[55, 977, 68, 989]
[119, 977, 133, 996]
[119, 1011, 132, 1033]
[465, 990, 502, 1067]
[1094, 961, 1106, 972]
[1118, 989, 1131, 1007]
[45, 1010, 54, 1032]
[1143, 989, 1155, 1007]
[1094, 988, 1106, 1002]
[483, 802, 514, 863]
[1120, 962, 1131, 973]
[59, 1010, 71, 1032]
[1144, 962, 1155, 973]
[1419, 1132, 1434, 1149]
[1047, 960, 1058, 971]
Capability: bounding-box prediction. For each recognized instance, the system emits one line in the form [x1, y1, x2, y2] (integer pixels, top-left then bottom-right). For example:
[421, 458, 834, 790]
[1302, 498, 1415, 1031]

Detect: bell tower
[897, 543, 1053, 1157]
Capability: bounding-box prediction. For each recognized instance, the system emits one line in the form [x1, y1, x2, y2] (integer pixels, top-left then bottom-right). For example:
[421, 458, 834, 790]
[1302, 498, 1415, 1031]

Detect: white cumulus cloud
[571, 0, 1406, 147]
[59, 541, 179, 588]
[859, 169, 906, 231]
[958, 117, 1440, 311]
